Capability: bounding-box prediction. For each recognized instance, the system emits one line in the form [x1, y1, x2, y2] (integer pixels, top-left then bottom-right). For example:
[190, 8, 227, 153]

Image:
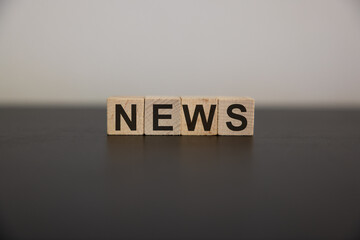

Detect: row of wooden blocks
[107, 97, 255, 136]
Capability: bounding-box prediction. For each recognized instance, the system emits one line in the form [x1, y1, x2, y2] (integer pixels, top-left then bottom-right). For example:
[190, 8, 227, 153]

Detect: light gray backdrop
[1, 0, 360, 107]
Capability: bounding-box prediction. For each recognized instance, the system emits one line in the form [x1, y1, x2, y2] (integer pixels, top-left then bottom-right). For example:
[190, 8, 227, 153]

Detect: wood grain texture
[145, 96, 181, 135]
[181, 97, 218, 135]
[218, 97, 255, 136]
[107, 97, 144, 135]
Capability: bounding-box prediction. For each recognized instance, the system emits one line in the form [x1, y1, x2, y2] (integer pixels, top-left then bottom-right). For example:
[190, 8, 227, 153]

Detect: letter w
[182, 105, 216, 131]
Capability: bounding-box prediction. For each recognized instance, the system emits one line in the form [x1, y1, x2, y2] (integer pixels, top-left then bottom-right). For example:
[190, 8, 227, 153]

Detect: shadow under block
[181, 97, 218, 135]
[107, 97, 144, 135]
[145, 97, 181, 135]
[217, 97, 255, 136]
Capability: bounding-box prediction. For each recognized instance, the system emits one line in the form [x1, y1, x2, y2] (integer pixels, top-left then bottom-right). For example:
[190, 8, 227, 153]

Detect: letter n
[115, 104, 137, 131]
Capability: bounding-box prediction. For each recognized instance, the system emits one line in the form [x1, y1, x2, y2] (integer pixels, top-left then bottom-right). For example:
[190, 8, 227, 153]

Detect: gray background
[1, 0, 360, 107]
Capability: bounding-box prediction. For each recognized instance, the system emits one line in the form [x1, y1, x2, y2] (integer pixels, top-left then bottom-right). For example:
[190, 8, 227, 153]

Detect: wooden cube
[181, 97, 218, 135]
[145, 96, 181, 135]
[217, 97, 255, 136]
[107, 97, 144, 135]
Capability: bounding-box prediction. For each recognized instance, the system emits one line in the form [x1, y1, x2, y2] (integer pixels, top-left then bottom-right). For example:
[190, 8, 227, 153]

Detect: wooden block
[181, 97, 218, 135]
[144, 96, 181, 135]
[217, 97, 255, 136]
[107, 97, 144, 135]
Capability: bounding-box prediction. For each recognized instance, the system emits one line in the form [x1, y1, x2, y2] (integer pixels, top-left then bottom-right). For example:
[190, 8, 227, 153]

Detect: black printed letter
[182, 105, 216, 131]
[115, 104, 136, 131]
[153, 104, 173, 131]
[226, 104, 247, 131]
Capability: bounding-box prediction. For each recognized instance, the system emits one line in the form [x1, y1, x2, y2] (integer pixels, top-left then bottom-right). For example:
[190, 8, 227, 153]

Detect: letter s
[226, 104, 247, 131]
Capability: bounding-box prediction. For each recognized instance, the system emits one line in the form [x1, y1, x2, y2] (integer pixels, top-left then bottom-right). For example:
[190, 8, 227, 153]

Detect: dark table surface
[0, 107, 359, 240]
